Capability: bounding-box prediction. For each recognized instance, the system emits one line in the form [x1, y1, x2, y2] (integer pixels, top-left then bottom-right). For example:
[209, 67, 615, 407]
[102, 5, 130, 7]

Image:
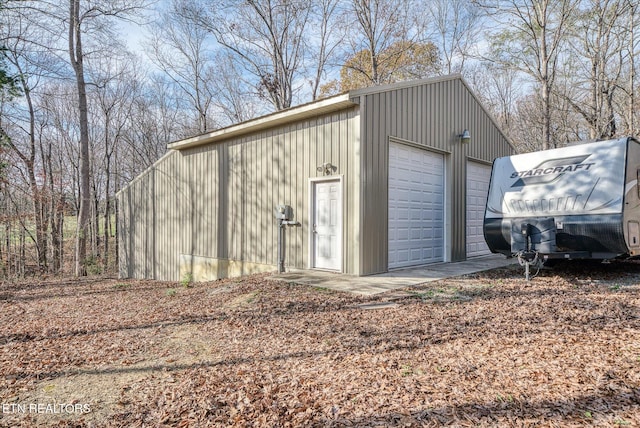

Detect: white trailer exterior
[484, 137, 640, 260]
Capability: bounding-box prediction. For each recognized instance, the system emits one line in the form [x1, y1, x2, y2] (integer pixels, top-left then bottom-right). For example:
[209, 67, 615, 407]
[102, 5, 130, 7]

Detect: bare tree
[119, 74, 186, 180]
[0, 14, 52, 272]
[308, 0, 344, 100]
[184, 0, 311, 111]
[480, 0, 578, 150]
[624, 0, 638, 135]
[38, 81, 81, 273]
[209, 53, 258, 124]
[68, 0, 92, 275]
[65, 0, 146, 275]
[88, 54, 140, 270]
[348, 0, 418, 86]
[37, 90, 65, 273]
[147, 0, 219, 134]
[466, 62, 522, 135]
[426, 0, 483, 74]
[561, 0, 627, 140]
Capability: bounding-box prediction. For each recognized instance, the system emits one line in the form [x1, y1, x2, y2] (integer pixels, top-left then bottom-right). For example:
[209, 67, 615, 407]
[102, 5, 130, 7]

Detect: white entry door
[311, 179, 342, 271]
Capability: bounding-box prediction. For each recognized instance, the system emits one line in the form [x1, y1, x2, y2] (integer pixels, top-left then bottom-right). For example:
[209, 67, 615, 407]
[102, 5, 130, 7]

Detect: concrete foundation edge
[179, 254, 275, 281]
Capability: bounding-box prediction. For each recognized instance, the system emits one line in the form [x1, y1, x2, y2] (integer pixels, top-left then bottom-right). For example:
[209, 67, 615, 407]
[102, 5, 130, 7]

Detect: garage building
[117, 75, 514, 281]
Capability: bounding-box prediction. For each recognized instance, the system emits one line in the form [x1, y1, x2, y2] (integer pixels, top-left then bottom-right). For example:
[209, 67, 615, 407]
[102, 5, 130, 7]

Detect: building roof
[166, 74, 512, 151]
[167, 75, 476, 151]
[167, 93, 358, 151]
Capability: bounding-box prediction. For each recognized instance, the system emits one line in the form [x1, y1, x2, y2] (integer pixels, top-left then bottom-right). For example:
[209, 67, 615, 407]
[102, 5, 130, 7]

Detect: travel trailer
[484, 137, 640, 265]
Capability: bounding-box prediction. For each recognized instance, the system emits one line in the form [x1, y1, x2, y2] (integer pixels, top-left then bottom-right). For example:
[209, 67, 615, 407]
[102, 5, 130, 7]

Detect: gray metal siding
[118, 107, 360, 281]
[357, 77, 513, 274]
[119, 76, 511, 280]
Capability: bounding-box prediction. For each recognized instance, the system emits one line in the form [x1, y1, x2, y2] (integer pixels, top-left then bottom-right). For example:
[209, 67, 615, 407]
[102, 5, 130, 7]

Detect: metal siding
[359, 77, 513, 274]
[119, 77, 510, 279]
[378, 92, 388, 270]
[118, 107, 359, 280]
[142, 171, 154, 277]
[117, 151, 180, 280]
[340, 109, 355, 273]
[116, 192, 126, 278]
[154, 154, 166, 280]
[298, 122, 306, 268]
[181, 145, 219, 262]
[291, 124, 301, 268]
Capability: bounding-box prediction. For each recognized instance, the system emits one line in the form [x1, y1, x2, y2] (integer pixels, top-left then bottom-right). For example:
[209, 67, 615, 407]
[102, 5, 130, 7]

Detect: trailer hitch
[516, 223, 541, 281]
[516, 250, 540, 281]
[510, 218, 556, 280]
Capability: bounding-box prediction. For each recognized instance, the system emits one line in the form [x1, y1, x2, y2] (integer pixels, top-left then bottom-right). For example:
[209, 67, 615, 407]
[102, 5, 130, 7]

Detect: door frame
[308, 176, 343, 272]
[387, 139, 448, 269]
[465, 158, 493, 258]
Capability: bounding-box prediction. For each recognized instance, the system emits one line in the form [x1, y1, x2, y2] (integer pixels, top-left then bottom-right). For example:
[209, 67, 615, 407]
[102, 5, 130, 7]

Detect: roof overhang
[168, 93, 358, 151]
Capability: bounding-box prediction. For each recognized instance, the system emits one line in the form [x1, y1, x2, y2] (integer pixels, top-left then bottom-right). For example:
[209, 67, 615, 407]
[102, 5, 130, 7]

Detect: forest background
[0, 0, 637, 278]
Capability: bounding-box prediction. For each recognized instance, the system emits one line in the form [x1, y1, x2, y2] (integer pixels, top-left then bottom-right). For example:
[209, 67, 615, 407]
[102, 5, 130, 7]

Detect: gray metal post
[277, 219, 285, 273]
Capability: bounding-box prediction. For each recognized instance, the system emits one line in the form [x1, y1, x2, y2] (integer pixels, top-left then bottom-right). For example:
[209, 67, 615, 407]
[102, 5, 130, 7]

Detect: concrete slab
[270, 254, 516, 296]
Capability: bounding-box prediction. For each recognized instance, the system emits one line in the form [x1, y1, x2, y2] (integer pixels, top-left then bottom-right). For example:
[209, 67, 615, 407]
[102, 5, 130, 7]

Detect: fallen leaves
[0, 263, 639, 426]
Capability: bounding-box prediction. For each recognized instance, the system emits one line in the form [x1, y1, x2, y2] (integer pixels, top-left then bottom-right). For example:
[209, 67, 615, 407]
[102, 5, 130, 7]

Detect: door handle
[313, 223, 318, 233]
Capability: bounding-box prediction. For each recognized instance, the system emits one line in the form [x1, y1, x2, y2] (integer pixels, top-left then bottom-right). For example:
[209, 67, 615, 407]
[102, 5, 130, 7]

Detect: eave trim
[168, 94, 357, 150]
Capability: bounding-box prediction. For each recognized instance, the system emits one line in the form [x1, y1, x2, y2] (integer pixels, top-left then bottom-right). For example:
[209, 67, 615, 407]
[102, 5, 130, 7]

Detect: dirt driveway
[0, 262, 639, 427]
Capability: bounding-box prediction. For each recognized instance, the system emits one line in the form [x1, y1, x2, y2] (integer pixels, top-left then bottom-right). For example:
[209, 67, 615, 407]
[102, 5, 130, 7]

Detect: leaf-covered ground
[0, 261, 639, 427]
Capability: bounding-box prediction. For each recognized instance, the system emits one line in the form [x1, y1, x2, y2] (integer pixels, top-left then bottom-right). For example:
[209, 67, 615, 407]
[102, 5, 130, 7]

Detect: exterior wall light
[459, 129, 471, 144]
[317, 162, 336, 175]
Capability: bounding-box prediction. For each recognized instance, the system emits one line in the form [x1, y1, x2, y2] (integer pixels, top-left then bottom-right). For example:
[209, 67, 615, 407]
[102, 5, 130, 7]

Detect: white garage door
[388, 142, 444, 269]
[466, 161, 492, 257]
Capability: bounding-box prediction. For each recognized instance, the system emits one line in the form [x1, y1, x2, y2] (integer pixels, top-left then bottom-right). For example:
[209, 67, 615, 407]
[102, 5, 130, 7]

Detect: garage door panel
[389, 142, 444, 269]
[398, 228, 409, 240]
[466, 161, 491, 257]
[409, 208, 422, 221]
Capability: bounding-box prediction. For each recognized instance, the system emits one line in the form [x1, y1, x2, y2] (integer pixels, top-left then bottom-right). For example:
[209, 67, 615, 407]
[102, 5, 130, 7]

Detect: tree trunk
[539, 3, 551, 150]
[542, 81, 551, 150]
[114, 196, 119, 276]
[50, 197, 62, 273]
[104, 157, 111, 270]
[69, 0, 91, 276]
[92, 178, 100, 261]
[114, 140, 119, 276]
[58, 199, 65, 273]
[19, 226, 25, 277]
[12, 72, 48, 271]
[0, 184, 6, 278]
[4, 208, 10, 277]
[45, 144, 61, 273]
[629, 0, 636, 135]
[28, 168, 47, 271]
